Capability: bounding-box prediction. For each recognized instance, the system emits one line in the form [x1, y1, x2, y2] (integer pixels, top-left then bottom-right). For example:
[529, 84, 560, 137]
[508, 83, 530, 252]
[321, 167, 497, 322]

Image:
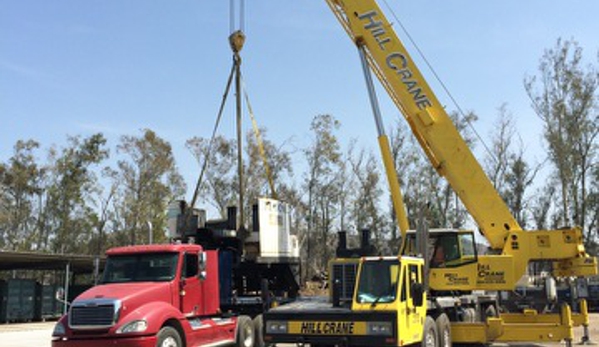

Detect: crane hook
[229, 30, 246, 54]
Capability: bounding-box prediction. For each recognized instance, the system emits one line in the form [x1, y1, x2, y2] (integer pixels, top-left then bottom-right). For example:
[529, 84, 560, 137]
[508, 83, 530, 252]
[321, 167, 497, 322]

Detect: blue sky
[1, 0, 598, 199]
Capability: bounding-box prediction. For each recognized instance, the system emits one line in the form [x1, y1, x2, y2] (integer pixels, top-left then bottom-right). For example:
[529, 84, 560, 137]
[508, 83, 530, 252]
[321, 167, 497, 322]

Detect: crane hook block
[229, 30, 246, 54]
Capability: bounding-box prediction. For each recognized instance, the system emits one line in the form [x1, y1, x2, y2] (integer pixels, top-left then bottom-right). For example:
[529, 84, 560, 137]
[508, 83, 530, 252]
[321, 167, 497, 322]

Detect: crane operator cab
[403, 229, 479, 269]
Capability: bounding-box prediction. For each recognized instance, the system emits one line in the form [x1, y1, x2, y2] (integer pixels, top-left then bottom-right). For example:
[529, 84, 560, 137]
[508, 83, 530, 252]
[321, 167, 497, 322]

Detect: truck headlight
[52, 322, 66, 336]
[367, 321, 392, 336]
[266, 321, 288, 334]
[116, 320, 148, 334]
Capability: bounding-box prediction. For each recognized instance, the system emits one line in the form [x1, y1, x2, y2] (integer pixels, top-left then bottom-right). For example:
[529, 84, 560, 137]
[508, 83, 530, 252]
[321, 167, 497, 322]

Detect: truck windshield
[356, 259, 400, 304]
[101, 252, 179, 283]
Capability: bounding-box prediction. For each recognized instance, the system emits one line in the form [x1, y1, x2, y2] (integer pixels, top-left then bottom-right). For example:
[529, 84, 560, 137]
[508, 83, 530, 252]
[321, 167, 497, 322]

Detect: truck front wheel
[435, 314, 451, 347]
[157, 326, 183, 347]
[421, 316, 439, 347]
[236, 315, 255, 347]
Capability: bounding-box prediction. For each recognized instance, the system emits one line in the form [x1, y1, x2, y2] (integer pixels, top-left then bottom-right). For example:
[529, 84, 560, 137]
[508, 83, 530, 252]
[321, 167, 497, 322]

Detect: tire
[421, 316, 439, 347]
[435, 313, 451, 347]
[156, 326, 183, 347]
[461, 308, 476, 323]
[253, 315, 265, 347]
[236, 315, 255, 347]
[484, 305, 497, 321]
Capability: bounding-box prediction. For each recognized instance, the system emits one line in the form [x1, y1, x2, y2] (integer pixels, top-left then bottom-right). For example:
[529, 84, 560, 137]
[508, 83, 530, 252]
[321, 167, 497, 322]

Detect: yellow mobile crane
[263, 0, 597, 346]
[326, 0, 597, 287]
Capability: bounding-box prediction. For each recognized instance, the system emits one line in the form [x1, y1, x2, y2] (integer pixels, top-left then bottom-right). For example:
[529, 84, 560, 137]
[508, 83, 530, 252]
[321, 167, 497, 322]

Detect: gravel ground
[1, 315, 597, 347]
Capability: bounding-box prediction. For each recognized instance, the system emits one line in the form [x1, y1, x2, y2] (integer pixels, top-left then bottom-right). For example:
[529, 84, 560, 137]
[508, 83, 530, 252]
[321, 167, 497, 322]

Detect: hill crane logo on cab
[357, 10, 433, 111]
[477, 264, 506, 284]
[289, 321, 367, 335]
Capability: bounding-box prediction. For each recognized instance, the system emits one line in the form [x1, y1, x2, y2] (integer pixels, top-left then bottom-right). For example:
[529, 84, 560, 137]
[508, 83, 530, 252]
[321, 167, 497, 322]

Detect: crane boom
[326, 0, 519, 250]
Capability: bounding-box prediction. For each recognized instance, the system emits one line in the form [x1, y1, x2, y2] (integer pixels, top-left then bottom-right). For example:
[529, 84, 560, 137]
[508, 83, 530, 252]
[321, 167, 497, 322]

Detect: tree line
[1, 39, 597, 280]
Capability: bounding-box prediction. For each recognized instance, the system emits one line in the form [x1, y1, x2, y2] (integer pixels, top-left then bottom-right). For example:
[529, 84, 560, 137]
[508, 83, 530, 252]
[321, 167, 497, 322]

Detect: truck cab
[52, 197, 300, 347]
[52, 243, 246, 347]
[264, 256, 426, 347]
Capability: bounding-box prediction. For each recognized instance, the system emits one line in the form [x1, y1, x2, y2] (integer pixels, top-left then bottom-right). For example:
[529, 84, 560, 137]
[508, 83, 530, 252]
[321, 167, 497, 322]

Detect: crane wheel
[421, 316, 439, 347]
[483, 305, 498, 321]
[435, 313, 452, 347]
[236, 316, 255, 347]
[462, 308, 477, 322]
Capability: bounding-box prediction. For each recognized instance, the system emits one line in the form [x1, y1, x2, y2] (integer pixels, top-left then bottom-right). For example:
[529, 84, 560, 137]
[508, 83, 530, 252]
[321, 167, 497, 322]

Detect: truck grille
[69, 299, 120, 329]
[331, 260, 358, 304]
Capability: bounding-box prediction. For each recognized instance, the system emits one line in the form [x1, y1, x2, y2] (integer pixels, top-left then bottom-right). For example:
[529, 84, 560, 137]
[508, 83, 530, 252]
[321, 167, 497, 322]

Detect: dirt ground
[562, 312, 599, 344]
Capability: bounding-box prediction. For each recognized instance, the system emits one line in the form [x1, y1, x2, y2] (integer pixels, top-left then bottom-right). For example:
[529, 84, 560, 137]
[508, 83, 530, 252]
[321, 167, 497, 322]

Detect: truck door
[398, 262, 425, 345]
[180, 252, 217, 346]
[181, 252, 202, 316]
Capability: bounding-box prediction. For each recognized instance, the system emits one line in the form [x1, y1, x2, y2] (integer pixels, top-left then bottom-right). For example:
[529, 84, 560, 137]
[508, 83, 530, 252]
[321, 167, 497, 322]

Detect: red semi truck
[51, 198, 300, 347]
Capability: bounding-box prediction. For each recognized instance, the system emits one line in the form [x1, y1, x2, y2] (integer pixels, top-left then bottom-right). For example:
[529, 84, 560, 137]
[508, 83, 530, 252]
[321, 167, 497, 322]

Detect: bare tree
[346, 141, 386, 250]
[303, 114, 343, 277]
[485, 104, 516, 191]
[525, 38, 598, 246]
[484, 104, 540, 228]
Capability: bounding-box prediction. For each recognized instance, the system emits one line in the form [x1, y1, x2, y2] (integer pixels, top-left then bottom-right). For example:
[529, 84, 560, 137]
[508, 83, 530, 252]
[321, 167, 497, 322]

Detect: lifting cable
[189, 63, 236, 210]
[229, 0, 245, 34]
[381, 0, 498, 166]
[191, 0, 244, 211]
[191, 0, 277, 211]
[240, 72, 278, 199]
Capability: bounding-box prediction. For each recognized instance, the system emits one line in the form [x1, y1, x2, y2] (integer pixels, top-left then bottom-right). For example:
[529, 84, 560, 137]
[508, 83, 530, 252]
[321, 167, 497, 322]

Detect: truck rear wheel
[435, 314, 451, 347]
[253, 315, 265, 347]
[236, 315, 255, 347]
[156, 326, 183, 347]
[422, 316, 439, 347]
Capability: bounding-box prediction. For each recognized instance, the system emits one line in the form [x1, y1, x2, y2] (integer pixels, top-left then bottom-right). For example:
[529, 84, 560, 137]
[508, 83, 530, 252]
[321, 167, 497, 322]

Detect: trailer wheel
[156, 326, 183, 347]
[421, 316, 439, 347]
[253, 315, 265, 347]
[236, 315, 255, 347]
[435, 314, 451, 347]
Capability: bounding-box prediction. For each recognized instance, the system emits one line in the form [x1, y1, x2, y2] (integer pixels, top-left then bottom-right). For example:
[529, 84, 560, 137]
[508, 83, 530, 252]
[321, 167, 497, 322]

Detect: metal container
[42, 284, 62, 319]
[5, 279, 39, 322]
[0, 281, 7, 322]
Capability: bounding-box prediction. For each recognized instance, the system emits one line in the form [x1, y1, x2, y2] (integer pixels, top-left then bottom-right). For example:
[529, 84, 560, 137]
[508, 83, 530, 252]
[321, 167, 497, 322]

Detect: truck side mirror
[55, 287, 70, 306]
[198, 252, 207, 280]
[411, 283, 424, 307]
[56, 287, 65, 301]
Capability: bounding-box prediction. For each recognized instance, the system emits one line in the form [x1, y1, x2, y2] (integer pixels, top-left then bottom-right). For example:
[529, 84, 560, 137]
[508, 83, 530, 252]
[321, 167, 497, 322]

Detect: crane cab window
[430, 232, 477, 268]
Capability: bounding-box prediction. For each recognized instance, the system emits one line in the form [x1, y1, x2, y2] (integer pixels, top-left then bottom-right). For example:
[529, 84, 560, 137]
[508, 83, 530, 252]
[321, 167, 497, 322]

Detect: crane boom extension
[325, 0, 597, 281]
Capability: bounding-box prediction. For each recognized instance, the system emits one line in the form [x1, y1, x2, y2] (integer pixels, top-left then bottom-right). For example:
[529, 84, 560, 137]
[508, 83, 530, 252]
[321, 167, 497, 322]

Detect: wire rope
[381, 0, 498, 165]
[190, 62, 236, 210]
